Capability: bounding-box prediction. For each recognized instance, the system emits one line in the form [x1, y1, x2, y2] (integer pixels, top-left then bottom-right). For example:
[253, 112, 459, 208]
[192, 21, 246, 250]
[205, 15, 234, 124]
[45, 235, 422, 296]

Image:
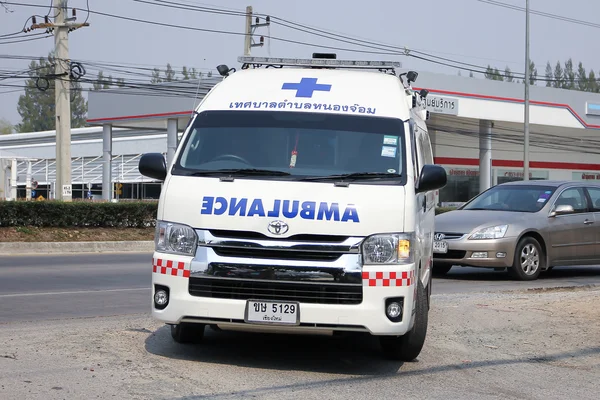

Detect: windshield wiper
[300, 172, 402, 182]
[187, 168, 291, 178]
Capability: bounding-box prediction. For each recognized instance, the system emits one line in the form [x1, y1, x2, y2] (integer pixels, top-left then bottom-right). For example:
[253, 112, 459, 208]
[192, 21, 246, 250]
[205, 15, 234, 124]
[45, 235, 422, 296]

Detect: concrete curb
[0, 241, 154, 255]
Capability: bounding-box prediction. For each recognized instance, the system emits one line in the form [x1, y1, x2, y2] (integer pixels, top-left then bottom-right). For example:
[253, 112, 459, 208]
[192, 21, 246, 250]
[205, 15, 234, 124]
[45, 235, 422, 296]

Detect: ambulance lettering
[200, 196, 359, 222]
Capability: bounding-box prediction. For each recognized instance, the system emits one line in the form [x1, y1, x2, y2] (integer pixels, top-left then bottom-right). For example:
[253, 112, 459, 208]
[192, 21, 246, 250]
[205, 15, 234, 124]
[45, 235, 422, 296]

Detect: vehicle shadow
[158, 345, 600, 399]
[144, 324, 405, 376]
[437, 265, 600, 282]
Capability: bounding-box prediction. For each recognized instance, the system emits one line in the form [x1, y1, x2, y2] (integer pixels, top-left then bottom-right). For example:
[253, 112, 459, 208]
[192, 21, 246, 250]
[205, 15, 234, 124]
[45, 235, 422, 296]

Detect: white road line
[0, 287, 150, 298]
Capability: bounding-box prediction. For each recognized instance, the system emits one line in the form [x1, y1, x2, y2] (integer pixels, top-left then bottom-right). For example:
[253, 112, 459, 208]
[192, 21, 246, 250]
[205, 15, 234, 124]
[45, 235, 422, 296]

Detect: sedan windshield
[461, 185, 557, 212]
[173, 110, 406, 184]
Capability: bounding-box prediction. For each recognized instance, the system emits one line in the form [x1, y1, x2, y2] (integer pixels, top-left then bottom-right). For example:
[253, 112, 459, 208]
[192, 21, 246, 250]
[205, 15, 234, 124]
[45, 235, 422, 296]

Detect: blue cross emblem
[281, 78, 332, 98]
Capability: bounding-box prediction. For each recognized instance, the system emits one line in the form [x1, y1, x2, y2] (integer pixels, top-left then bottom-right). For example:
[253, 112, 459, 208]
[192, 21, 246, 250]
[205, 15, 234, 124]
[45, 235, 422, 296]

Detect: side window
[419, 132, 434, 165]
[554, 188, 588, 213]
[586, 187, 600, 212]
[410, 121, 420, 183]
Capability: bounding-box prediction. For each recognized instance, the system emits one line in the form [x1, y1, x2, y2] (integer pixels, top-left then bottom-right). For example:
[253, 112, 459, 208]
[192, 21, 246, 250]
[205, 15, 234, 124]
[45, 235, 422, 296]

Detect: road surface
[1, 253, 600, 322]
[1, 253, 599, 399]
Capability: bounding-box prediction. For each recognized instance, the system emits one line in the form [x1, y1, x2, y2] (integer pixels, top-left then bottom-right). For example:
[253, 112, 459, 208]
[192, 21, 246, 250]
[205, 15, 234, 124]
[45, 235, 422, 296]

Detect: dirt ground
[1, 287, 599, 399]
[0, 227, 155, 242]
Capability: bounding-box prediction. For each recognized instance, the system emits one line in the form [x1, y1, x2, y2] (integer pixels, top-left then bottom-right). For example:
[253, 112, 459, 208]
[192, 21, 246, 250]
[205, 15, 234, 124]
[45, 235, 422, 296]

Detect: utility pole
[243, 5, 270, 56]
[244, 6, 252, 56]
[30, 1, 89, 201]
[523, 0, 530, 181]
[54, 0, 72, 200]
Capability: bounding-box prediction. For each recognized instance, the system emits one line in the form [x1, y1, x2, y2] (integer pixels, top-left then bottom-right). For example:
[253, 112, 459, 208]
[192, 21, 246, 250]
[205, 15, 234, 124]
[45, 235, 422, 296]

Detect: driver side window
[554, 188, 588, 213]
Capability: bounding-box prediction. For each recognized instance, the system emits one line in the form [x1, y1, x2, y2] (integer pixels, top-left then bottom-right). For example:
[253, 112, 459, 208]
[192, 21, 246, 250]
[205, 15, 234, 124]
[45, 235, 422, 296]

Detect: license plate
[245, 300, 300, 325]
[433, 241, 448, 254]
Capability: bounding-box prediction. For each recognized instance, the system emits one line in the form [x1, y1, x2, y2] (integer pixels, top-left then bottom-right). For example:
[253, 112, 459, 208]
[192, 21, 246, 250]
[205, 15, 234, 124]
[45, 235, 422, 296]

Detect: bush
[0, 200, 158, 228]
[435, 207, 456, 215]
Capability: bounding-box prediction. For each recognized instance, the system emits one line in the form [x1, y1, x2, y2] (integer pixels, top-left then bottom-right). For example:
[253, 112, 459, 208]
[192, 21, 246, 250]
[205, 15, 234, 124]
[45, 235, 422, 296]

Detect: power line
[475, 0, 600, 30]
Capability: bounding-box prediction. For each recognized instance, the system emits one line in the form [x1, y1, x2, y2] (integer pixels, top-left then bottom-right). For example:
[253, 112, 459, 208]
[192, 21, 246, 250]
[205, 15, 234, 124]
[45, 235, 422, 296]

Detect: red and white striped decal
[362, 270, 414, 287]
[152, 257, 190, 278]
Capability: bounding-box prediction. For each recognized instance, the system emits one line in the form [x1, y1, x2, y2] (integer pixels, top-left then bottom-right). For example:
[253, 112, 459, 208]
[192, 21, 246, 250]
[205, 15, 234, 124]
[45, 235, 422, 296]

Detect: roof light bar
[237, 56, 401, 69]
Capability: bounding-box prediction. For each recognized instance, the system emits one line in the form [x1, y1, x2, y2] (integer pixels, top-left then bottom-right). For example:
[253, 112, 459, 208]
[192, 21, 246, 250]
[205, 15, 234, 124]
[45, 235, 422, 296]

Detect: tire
[379, 280, 428, 362]
[170, 322, 206, 344]
[432, 262, 453, 276]
[508, 236, 544, 281]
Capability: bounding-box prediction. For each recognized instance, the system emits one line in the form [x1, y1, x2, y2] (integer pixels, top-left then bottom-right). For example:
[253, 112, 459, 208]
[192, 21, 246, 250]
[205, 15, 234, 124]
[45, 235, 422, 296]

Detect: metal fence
[14, 153, 164, 186]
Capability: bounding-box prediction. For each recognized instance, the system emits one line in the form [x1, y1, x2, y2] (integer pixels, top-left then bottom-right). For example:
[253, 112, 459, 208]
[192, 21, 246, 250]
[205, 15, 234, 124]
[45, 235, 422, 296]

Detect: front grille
[433, 250, 466, 259]
[212, 247, 342, 262]
[435, 232, 465, 240]
[208, 229, 349, 243]
[189, 277, 363, 305]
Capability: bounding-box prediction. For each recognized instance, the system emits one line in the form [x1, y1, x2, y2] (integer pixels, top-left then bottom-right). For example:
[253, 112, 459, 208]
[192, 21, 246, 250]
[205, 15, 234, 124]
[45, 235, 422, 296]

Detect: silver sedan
[433, 180, 600, 280]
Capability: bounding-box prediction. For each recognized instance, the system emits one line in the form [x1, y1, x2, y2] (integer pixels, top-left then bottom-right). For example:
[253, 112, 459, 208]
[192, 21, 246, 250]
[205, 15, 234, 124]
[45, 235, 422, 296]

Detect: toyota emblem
[267, 220, 289, 235]
[434, 233, 445, 241]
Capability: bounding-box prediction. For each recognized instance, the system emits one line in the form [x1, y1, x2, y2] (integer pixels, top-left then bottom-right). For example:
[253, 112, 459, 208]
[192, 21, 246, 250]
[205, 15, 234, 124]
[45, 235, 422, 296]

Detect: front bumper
[150, 251, 418, 336]
[433, 236, 517, 268]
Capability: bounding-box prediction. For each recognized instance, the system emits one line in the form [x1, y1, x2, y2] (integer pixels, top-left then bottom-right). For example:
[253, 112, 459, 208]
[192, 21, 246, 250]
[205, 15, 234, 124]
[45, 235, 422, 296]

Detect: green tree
[576, 62, 588, 91]
[151, 68, 162, 84]
[563, 58, 575, 89]
[588, 70, 599, 93]
[504, 66, 514, 82]
[0, 118, 13, 135]
[16, 54, 88, 133]
[484, 65, 503, 81]
[544, 61, 553, 87]
[528, 60, 538, 85]
[553, 61, 564, 88]
[164, 63, 176, 82]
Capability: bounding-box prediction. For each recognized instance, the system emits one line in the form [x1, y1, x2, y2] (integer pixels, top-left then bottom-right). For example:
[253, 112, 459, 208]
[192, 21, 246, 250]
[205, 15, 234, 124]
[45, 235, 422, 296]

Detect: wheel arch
[516, 230, 549, 269]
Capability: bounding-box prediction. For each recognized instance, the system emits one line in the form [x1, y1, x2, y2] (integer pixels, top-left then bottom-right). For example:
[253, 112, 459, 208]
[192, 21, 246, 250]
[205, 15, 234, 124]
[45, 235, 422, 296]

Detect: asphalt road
[1, 252, 600, 323]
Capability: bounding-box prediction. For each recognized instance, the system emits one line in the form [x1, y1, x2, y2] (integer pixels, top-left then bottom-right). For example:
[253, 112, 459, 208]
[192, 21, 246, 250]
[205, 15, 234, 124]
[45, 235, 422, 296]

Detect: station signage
[573, 171, 600, 181]
[498, 169, 549, 180]
[425, 95, 459, 116]
[586, 102, 600, 117]
[447, 167, 478, 177]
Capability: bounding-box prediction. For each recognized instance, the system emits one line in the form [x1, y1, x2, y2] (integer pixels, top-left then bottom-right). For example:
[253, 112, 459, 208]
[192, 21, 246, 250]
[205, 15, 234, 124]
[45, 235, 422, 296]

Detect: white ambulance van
[138, 54, 447, 361]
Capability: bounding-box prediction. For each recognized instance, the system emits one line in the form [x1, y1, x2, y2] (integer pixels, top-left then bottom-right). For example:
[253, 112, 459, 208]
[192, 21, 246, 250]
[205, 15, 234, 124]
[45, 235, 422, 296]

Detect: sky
[1, 0, 599, 127]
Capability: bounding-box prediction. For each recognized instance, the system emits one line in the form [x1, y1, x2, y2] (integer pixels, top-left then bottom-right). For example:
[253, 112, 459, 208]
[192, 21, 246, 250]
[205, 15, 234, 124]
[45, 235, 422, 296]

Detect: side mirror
[139, 153, 167, 181]
[549, 204, 574, 217]
[416, 164, 447, 193]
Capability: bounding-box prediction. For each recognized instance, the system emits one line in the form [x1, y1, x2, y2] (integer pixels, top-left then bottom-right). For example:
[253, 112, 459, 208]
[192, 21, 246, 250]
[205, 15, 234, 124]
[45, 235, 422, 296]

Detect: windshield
[173, 110, 406, 184]
[461, 184, 557, 212]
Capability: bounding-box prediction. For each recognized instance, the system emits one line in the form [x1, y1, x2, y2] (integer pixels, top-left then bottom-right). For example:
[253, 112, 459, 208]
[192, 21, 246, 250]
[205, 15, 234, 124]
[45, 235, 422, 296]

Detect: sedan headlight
[468, 224, 508, 240]
[362, 233, 414, 265]
[155, 221, 198, 256]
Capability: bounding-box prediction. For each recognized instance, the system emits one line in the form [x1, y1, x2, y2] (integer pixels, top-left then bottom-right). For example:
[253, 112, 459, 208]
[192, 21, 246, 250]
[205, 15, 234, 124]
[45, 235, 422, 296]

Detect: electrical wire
[2, 0, 598, 85]
[475, 0, 600, 30]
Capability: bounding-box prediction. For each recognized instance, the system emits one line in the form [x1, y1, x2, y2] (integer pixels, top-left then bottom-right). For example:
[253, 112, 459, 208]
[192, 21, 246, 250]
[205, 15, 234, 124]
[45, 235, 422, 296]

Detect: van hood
[160, 176, 406, 238]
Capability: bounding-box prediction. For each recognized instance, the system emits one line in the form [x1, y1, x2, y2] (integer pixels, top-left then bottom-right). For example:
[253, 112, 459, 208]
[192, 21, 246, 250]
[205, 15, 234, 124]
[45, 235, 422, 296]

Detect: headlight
[468, 224, 508, 240]
[362, 233, 413, 265]
[155, 221, 198, 256]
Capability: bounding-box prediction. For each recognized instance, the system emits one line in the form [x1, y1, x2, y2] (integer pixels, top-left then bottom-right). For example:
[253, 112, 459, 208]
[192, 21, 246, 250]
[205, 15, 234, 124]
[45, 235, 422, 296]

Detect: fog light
[387, 302, 401, 318]
[471, 252, 488, 258]
[496, 252, 507, 258]
[154, 285, 170, 310]
[155, 290, 168, 306]
[385, 298, 403, 322]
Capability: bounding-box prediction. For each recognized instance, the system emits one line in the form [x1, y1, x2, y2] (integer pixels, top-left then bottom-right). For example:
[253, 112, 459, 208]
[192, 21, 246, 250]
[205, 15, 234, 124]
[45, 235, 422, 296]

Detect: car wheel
[432, 262, 453, 276]
[508, 236, 543, 281]
[379, 280, 428, 362]
[170, 322, 206, 344]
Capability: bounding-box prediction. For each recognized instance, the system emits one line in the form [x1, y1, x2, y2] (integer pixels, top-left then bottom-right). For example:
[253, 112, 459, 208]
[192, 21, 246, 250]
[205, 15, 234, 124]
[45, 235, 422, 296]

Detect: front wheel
[508, 236, 544, 281]
[379, 280, 428, 361]
[170, 322, 206, 344]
